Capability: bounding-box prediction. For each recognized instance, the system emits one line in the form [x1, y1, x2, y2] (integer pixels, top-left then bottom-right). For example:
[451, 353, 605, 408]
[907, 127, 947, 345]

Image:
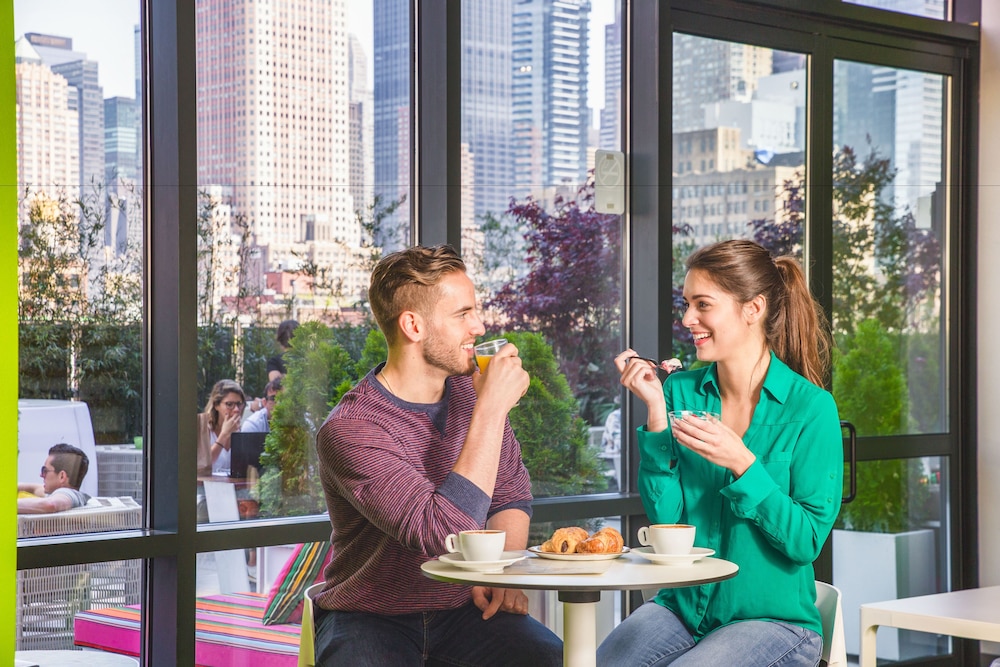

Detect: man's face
[264, 390, 279, 417]
[40, 455, 63, 495]
[420, 271, 486, 377]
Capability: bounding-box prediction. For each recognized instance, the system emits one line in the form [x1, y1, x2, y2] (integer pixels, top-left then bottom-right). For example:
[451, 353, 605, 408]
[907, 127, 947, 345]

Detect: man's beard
[423, 335, 476, 377]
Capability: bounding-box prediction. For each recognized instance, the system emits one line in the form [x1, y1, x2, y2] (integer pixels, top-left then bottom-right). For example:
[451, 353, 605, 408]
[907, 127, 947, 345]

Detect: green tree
[499, 332, 606, 498]
[259, 322, 354, 516]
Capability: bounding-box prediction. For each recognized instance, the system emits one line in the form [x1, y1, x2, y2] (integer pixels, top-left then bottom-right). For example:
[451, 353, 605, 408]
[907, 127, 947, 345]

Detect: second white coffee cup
[445, 529, 506, 562]
[638, 524, 696, 554]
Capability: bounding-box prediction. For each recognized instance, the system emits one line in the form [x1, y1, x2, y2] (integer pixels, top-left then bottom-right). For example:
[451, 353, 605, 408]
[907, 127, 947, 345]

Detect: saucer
[528, 545, 630, 561]
[438, 551, 526, 573]
[634, 546, 714, 566]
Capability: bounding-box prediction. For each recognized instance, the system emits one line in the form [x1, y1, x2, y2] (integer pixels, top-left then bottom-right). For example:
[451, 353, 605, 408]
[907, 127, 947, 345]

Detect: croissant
[576, 527, 624, 554]
[540, 526, 590, 553]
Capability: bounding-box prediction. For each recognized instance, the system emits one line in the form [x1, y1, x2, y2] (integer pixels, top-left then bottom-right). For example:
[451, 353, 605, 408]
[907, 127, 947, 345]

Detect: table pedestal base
[560, 591, 601, 667]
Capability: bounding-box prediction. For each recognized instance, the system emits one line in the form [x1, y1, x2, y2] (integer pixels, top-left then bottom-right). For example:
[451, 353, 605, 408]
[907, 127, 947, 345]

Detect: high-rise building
[15, 37, 79, 213]
[195, 0, 354, 273]
[599, 0, 621, 150]
[461, 0, 514, 221]
[104, 97, 138, 187]
[511, 0, 591, 198]
[672, 34, 772, 133]
[373, 0, 411, 250]
[347, 33, 373, 219]
[25, 32, 105, 193]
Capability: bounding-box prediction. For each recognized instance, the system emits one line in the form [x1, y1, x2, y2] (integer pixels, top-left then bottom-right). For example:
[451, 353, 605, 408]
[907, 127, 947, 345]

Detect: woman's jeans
[314, 602, 563, 666]
[597, 601, 823, 667]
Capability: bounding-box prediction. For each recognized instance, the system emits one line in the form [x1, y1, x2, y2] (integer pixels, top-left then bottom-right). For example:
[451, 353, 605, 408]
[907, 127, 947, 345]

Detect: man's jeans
[314, 602, 563, 666]
[597, 601, 823, 667]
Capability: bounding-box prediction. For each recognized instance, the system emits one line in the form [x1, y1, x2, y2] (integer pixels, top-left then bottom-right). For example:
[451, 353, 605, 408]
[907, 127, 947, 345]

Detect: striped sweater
[314, 365, 533, 614]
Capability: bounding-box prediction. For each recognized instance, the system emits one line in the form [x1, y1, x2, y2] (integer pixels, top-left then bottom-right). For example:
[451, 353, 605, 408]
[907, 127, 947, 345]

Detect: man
[18, 443, 91, 514]
[313, 245, 562, 666]
[242, 378, 281, 433]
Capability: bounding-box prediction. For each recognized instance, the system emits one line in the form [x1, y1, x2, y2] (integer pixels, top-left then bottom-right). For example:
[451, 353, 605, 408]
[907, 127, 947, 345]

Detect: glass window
[844, 0, 948, 21]
[461, 0, 624, 499]
[671, 34, 807, 364]
[15, 0, 144, 651]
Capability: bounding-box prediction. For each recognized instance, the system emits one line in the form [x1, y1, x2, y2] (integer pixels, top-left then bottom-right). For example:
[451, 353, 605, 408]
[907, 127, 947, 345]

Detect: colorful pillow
[262, 541, 331, 625]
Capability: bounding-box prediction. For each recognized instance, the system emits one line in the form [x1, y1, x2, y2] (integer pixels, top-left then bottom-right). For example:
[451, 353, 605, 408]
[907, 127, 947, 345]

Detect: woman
[197, 379, 246, 476]
[598, 240, 842, 667]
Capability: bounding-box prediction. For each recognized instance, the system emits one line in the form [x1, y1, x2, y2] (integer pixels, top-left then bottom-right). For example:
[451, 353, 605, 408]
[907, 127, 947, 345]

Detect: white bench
[17, 497, 142, 650]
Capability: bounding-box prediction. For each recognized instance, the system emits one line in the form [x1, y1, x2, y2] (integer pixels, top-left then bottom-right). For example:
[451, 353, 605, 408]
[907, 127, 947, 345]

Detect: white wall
[980, 1, 1000, 655]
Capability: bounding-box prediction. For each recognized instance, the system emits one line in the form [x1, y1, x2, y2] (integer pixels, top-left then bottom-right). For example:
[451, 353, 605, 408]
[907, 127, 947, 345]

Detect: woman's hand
[614, 349, 668, 432]
[217, 411, 242, 449]
[669, 413, 756, 477]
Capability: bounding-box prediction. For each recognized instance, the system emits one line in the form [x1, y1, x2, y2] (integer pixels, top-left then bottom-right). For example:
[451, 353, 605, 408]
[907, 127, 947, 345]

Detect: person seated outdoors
[267, 319, 299, 382]
[312, 245, 562, 666]
[241, 378, 281, 434]
[18, 443, 91, 514]
[197, 379, 246, 476]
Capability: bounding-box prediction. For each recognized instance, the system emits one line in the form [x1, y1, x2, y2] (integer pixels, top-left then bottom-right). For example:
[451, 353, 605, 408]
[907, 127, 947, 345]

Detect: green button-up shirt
[638, 353, 842, 639]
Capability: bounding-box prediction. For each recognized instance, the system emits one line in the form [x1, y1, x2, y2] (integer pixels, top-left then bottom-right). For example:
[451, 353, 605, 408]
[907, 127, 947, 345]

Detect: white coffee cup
[444, 529, 506, 562]
[638, 524, 696, 555]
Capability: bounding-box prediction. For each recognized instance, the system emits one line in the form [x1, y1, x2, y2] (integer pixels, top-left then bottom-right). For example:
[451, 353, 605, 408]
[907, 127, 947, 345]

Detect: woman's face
[215, 391, 244, 422]
[681, 269, 760, 364]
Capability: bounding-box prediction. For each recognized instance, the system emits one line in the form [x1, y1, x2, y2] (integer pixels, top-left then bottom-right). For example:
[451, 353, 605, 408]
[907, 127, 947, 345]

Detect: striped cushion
[74, 592, 301, 666]
[263, 541, 331, 625]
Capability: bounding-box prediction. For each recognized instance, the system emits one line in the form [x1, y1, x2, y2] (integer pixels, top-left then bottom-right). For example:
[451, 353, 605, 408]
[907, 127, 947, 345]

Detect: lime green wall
[1, 0, 17, 658]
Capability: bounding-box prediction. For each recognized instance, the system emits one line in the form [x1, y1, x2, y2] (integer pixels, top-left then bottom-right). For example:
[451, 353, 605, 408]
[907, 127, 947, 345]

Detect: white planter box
[833, 528, 936, 660]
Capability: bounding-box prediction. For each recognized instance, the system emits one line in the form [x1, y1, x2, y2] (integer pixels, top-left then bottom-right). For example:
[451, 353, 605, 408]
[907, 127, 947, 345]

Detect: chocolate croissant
[576, 527, 624, 554]
[540, 526, 589, 553]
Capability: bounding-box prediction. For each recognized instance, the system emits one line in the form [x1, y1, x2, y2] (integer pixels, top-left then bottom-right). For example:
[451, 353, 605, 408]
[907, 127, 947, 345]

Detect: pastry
[576, 526, 624, 554]
[540, 526, 589, 553]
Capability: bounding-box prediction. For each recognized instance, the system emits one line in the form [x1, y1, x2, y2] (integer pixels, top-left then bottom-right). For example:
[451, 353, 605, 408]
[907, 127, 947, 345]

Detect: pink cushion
[262, 541, 331, 625]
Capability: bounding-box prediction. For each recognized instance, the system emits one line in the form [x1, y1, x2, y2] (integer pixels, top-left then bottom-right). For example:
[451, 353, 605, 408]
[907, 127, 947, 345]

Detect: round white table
[15, 650, 139, 667]
[422, 550, 739, 667]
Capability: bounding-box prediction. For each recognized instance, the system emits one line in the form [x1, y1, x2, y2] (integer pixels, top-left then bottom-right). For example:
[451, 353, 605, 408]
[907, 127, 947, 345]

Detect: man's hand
[471, 586, 529, 619]
[475, 343, 529, 413]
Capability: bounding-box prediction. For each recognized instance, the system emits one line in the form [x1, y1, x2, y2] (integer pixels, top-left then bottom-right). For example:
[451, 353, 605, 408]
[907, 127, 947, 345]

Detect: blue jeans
[597, 602, 822, 667]
[314, 602, 563, 666]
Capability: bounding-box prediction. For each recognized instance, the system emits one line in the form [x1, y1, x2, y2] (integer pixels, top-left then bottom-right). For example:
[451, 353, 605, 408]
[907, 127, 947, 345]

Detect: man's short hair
[368, 245, 467, 345]
[48, 443, 89, 490]
[265, 377, 283, 395]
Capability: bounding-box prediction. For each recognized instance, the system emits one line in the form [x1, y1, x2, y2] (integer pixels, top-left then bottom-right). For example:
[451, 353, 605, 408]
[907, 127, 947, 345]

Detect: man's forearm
[486, 508, 530, 550]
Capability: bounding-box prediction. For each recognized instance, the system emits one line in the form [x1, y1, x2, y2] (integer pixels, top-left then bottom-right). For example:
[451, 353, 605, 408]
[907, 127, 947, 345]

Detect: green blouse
[638, 353, 842, 639]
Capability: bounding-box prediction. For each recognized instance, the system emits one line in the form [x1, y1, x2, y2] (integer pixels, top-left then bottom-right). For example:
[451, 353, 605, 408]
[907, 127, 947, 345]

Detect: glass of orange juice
[474, 338, 508, 373]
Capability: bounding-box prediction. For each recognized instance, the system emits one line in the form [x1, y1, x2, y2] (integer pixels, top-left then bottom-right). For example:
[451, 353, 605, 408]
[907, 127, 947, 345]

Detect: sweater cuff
[439, 471, 492, 524]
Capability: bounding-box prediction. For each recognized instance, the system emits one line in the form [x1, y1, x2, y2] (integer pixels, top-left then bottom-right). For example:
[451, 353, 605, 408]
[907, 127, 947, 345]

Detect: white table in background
[860, 586, 1000, 667]
[422, 550, 738, 667]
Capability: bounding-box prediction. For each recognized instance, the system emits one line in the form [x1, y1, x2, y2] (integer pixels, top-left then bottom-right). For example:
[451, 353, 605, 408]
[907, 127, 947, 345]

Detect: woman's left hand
[670, 413, 756, 477]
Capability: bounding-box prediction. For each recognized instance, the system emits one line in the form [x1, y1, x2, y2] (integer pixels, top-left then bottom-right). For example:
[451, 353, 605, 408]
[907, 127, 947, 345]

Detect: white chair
[815, 581, 847, 667]
[298, 582, 325, 667]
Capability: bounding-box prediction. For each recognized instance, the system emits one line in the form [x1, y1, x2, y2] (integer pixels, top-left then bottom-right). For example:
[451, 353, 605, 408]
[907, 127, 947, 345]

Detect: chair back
[815, 581, 847, 667]
[297, 582, 325, 667]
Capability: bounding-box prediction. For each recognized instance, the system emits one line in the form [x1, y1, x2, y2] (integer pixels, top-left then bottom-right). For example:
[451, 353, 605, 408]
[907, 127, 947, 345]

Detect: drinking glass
[474, 338, 508, 373]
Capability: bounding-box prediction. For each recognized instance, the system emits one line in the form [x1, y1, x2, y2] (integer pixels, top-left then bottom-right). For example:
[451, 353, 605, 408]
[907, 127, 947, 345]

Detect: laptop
[229, 431, 267, 479]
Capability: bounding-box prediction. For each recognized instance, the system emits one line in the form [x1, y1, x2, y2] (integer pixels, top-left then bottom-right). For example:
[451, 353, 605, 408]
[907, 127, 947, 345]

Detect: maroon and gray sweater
[313, 366, 533, 615]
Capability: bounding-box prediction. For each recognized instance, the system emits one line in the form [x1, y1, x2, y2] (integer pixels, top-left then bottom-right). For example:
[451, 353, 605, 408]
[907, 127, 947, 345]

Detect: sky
[14, 0, 616, 125]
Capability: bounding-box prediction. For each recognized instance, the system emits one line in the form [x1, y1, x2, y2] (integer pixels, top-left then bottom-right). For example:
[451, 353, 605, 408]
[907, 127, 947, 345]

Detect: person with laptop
[242, 378, 281, 434]
[18, 443, 91, 514]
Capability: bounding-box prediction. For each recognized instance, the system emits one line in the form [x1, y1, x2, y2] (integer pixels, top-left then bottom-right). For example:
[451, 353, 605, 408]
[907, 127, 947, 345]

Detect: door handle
[841, 420, 856, 504]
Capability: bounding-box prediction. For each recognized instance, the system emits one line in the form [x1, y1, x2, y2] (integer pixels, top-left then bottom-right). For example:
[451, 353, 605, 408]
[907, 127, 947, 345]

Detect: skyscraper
[599, 0, 621, 150]
[462, 0, 514, 221]
[511, 0, 591, 198]
[347, 33, 373, 219]
[672, 34, 772, 133]
[25, 32, 104, 193]
[15, 36, 79, 207]
[373, 0, 411, 250]
[195, 0, 354, 272]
